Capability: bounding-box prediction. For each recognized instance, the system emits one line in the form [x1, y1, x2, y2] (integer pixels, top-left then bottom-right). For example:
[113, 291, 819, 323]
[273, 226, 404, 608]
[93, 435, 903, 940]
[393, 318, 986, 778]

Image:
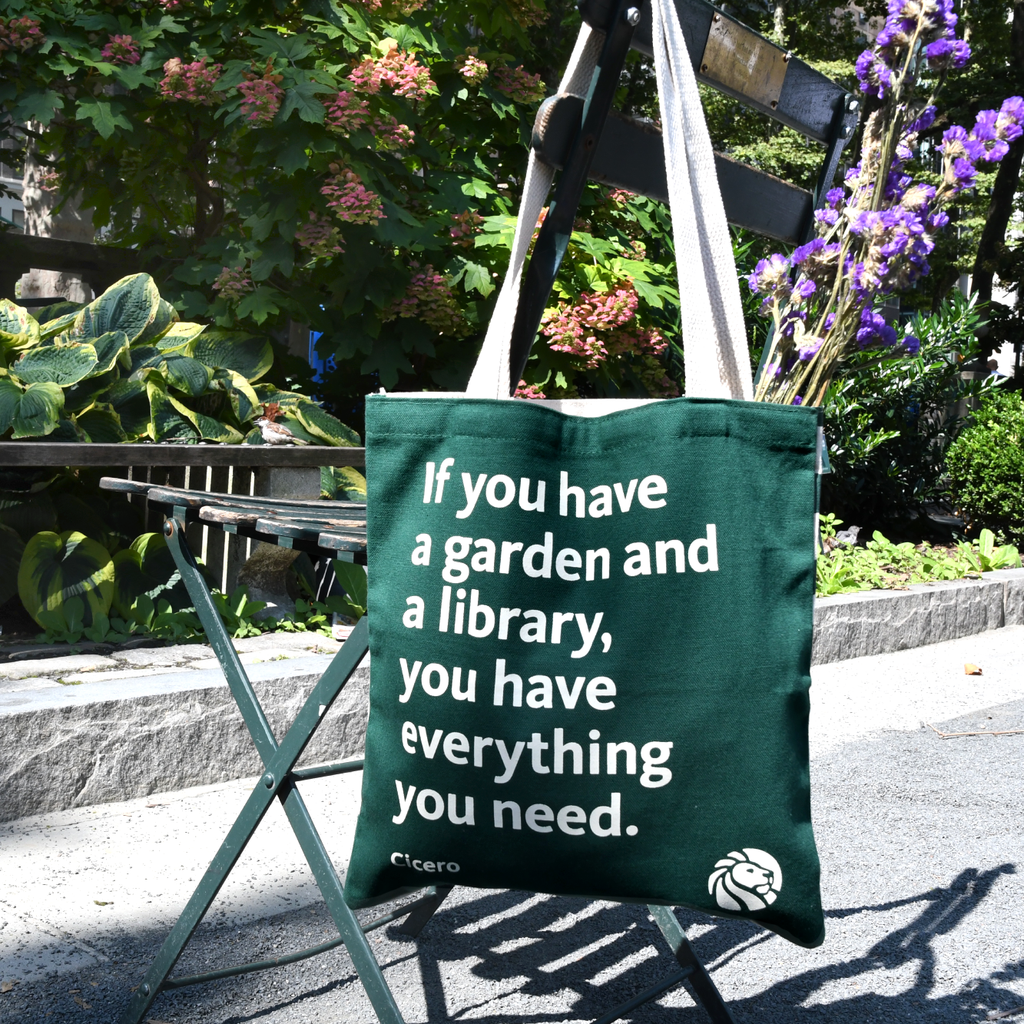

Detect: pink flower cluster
[37, 168, 61, 193]
[321, 169, 385, 225]
[213, 266, 253, 303]
[457, 55, 489, 86]
[0, 16, 44, 52]
[160, 57, 222, 105]
[607, 189, 635, 204]
[449, 210, 484, 248]
[514, 381, 547, 400]
[325, 90, 371, 134]
[101, 34, 140, 64]
[349, 48, 434, 102]
[237, 76, 283, 126]
[492, 65, 545, 104]
[295, 211, 344, 260]
[384, 263, 467, 336]
[376, 115, 415, 151]
[537, 282, 675, 395]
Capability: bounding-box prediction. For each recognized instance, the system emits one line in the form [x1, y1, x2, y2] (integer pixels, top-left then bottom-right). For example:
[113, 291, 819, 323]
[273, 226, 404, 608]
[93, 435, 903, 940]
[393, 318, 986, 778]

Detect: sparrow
[254, 402, 310, 445]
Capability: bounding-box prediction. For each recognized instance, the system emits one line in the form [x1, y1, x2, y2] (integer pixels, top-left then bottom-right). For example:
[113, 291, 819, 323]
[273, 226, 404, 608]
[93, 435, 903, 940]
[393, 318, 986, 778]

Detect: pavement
[0, 626, 1022, 1023]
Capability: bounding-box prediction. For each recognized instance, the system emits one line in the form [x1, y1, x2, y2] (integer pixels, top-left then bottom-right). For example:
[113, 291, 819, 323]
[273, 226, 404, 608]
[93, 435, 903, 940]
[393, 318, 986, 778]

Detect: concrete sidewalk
[1, 627, 1022, 1022]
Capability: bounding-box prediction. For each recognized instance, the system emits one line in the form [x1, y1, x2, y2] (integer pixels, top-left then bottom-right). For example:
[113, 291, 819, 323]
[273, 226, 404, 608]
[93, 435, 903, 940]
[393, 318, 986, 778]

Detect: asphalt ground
[1, 626, 1022, 1024]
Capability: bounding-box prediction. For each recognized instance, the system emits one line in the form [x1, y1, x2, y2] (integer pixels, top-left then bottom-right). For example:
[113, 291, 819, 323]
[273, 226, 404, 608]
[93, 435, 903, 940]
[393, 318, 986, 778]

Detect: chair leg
[395, 885, 454, 937]
[648, 905, 736, 1024]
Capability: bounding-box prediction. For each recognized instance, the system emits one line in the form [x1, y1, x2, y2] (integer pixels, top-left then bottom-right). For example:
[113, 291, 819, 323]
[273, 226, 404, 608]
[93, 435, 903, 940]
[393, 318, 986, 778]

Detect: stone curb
[1, 569, 1021, 823]
[0, 655, 368, 824]
[811, 567, 1024, 664]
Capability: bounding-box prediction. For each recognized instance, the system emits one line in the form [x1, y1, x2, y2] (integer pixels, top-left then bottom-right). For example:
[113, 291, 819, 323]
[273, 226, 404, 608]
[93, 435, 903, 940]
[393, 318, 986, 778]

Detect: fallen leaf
[68, 989, 80, 994]
[1, 980, 16, 993]
[93, 900, 111, 906]
[965, 663, 983, 675]
[73, 995, 91, 1008]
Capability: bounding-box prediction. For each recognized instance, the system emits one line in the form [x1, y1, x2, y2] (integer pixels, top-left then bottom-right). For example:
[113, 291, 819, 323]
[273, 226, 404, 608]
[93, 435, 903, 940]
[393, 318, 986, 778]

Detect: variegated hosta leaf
[73, 273, 161, 344]
[188, 328, 273, 382]
[36, 301, 84, 340]
[128, 345, 164, 375]
[162, 355, 212, 397]
[92, 331, 130, 374]
[167, 392, 243, 443]
[211, 368, 260, 422]
[0, 380, 65, 438]
[17, 530, 114, 632]
[294, 400, 360, 446]
[321, 466, 367, 501]
[155, 321, 206, 351]
[0, 299, 41, 359]
[102, 379, 150, 439]
[75, 404, 127, 443]
[134, 297, 179, 346]
[63, 369, 119, 414]
[12, 341, 99, 386]
[146, 379, 196, 441]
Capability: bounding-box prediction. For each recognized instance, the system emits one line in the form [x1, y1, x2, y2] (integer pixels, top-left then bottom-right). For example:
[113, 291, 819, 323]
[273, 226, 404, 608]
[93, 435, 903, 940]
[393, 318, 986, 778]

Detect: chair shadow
[401, 862, 1019, 1022]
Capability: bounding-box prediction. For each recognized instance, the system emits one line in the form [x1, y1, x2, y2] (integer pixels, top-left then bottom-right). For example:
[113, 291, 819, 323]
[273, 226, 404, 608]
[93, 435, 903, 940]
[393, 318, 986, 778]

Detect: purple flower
[792, 396, 803, 406]
[795, 278, 816, 300]
[905, 106, 937, 135]
[792, 238, 825, 265]
[823, 312, 836, 332]
[928, 210, 950, 230]
[982, 139, 1010, 162]
[996, 96, 1024, 142]
[972, 109, 999, 141]
[925, 37, 970, 69]
[857, 308, 898, 349]
[855, 50, 894, 98]
[903, 334, 921, 355]
[826, 187, 845, 207]
[797, 336, 823, 361]
[951, 157, 977, 190]
[815, 208, 840, 227]
[748, 253, 790, 295]
[941, 126, 987, 162]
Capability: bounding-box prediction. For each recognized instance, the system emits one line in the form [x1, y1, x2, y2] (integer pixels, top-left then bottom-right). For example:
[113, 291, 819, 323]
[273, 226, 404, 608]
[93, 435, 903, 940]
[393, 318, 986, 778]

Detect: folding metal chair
[105, 1, 856, 1020]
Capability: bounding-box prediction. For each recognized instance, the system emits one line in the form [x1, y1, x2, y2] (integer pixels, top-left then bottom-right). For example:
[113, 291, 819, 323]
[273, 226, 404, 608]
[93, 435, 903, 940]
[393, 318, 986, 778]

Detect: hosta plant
[17, 529, 114, 633]
[0, 273, 362, 450]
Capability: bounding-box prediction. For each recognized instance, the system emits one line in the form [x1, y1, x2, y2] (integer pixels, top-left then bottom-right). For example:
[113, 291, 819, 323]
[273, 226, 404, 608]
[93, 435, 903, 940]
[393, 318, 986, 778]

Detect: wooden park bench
[99, 1, 859, 1022]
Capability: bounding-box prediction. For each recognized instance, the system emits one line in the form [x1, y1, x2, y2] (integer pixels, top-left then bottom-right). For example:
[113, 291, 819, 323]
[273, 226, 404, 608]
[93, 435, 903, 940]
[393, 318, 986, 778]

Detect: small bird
[254, 401, 310, 445]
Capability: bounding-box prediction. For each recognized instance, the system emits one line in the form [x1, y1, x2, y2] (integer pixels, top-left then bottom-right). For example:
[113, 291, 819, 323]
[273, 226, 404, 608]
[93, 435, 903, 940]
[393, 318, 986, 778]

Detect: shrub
[946, 388, 1024, 546]
[820, 293, 996, 535]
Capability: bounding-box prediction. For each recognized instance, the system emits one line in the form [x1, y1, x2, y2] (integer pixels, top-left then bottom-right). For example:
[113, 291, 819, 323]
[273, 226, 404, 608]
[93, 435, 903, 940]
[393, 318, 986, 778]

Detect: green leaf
[13, 89, 64, 128]
[188, 329, 273, 382]
[279, 80, 330, 123]
[331, 559, 367, 619]
[12, 342, 99, 386]
[112, 532, 189, 619]
[321, 466, 367, 501]
[75, 98, 131, 140]
[90, 331, 130, 374]
[11, 382, 65, 438]
[76, 274, 162, 344]
[0, 379, 21, 434]
[75, 405, 128, 443]
[135, 298, 179, 345]
[293, 400, 360, 446]
[162, 355, 213, 397]
[0, 299, 40, 358]
[18, 530, 115, 632]
[461, 261, 495, 298]
[155, 322, 206, 350]
[211, 368, 260, 422]
[36, 302, 84, 339]
[146, 379, 197, 441]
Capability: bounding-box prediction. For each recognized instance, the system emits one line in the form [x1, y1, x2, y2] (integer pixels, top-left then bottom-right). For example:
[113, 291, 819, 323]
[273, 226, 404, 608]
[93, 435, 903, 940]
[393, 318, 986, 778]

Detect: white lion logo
[708, 849, 782, 912]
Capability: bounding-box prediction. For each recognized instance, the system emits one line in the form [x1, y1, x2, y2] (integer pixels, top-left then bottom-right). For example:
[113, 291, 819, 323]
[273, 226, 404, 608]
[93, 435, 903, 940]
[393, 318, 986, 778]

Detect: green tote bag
[345, 0, 825, 949]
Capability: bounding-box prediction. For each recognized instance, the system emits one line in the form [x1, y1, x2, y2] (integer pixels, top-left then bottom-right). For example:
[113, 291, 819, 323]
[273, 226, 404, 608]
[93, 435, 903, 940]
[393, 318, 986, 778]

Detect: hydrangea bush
[751, 0, 1023, 407]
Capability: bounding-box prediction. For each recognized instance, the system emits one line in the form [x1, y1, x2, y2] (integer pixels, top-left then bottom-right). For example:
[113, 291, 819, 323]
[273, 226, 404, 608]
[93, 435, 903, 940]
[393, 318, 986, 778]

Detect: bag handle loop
[466, 0, 753, 402]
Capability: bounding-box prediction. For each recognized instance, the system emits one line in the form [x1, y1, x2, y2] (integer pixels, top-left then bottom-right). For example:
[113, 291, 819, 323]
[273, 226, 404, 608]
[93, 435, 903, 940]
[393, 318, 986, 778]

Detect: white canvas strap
[466, 0, 752, 402]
